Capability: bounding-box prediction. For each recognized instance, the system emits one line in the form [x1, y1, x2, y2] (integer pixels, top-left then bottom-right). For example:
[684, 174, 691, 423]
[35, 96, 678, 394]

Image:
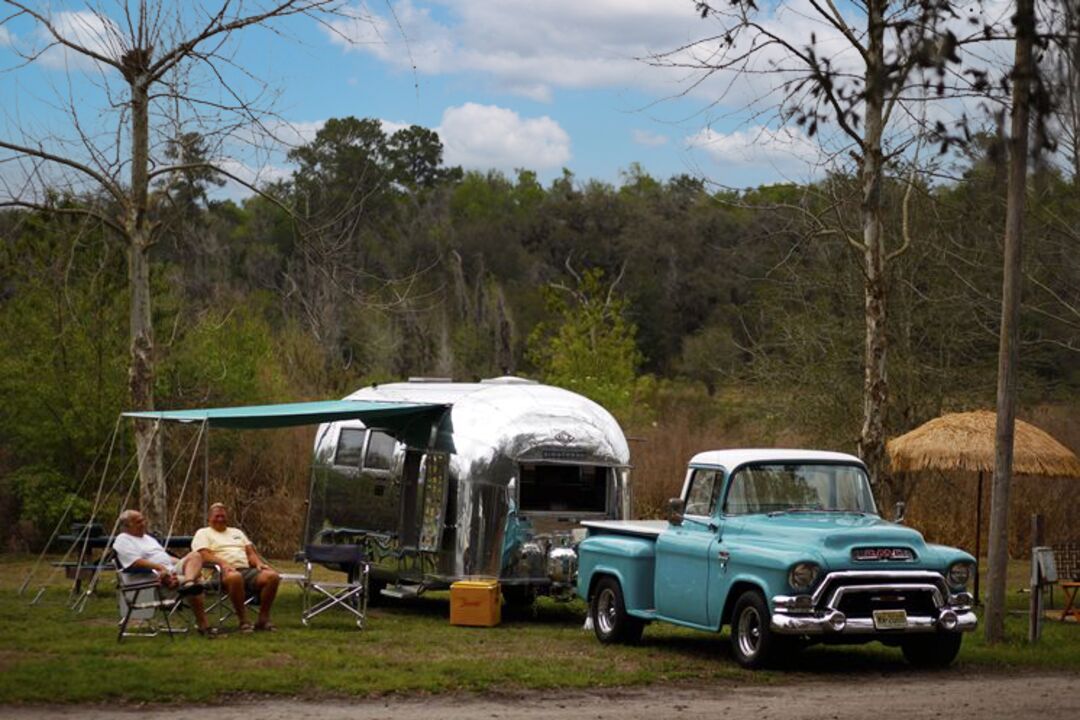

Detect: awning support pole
[203, 420, 210, 518]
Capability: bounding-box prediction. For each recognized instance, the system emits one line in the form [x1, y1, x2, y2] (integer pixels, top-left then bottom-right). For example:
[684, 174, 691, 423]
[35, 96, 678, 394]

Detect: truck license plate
[873, 609, 908, 630]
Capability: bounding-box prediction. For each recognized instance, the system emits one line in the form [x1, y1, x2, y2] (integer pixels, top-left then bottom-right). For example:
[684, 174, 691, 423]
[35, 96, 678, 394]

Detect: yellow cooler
[450, 579, 501, 627]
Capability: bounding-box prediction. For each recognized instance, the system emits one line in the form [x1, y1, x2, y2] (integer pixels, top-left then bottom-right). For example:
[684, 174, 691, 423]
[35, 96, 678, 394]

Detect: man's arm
[245, 543, 271, 571]
[196, 547, 233, 569]
[127, 557, 173, 575]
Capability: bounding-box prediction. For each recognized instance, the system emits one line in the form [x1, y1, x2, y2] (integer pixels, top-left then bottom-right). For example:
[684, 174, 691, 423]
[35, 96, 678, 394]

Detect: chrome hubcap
[737, 606, 762, 658]
[596, 588, 618, 635]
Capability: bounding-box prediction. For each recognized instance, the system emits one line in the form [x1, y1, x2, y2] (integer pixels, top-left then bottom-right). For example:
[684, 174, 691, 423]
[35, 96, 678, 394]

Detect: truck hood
[735, 512, 939, 565]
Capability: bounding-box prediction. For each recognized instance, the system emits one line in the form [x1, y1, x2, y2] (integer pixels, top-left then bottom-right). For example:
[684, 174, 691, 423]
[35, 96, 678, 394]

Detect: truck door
[654, 468, 723, 627]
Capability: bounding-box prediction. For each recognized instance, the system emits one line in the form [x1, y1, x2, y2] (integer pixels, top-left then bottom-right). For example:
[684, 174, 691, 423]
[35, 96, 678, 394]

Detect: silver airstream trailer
[306, 377, 631, 601]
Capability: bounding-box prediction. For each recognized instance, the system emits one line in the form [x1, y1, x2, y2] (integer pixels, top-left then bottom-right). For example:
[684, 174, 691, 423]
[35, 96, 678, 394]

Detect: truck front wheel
[730, 589, 781, 669]
[900, 632, 963, 668]
[590, 577, 645, 644]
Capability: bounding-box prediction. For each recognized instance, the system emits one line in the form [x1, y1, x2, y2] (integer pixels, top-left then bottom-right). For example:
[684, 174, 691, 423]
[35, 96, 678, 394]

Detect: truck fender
[718, 576, 769, 629]
[586, 565, 628, 602]
[585, 565, 657, 618]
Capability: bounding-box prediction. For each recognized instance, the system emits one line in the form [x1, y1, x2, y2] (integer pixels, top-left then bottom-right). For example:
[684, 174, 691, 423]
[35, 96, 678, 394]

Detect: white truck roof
[688, 448, 864, 469]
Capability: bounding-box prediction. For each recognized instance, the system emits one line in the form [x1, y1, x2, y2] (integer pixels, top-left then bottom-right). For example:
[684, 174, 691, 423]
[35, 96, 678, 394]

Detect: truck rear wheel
[590, 576, 644, 644]
[901, 632, 963, 668]
[730, 589, 781, 669]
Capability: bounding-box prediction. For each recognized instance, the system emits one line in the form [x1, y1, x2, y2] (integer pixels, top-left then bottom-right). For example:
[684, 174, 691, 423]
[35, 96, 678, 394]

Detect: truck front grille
[836, 589, 939, 618]
[812, 570, 949, 615]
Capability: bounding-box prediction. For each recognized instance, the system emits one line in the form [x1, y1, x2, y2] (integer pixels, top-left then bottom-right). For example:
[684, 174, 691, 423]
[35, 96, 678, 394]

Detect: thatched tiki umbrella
[887, 410, 1080, 601]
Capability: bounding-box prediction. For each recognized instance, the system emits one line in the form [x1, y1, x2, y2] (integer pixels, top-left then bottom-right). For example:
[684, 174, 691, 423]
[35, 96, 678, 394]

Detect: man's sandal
[254, 622, 277, 632]
[197, 627, 220, 639]
[178, 580, 205, 597]
[238, 622, 255, 634]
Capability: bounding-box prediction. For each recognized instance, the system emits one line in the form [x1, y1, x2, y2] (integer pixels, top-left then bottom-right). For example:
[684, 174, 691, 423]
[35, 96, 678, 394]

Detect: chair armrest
[118, 577, 161, 592]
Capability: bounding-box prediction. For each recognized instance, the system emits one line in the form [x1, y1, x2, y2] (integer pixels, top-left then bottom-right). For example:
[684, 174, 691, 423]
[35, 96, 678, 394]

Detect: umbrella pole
[975, 471, 983, 604]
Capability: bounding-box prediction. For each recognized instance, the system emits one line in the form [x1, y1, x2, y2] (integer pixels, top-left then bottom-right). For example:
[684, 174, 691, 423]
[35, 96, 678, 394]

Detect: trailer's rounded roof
[689, 448, 864, 469]
[344, 376, 551, 405]
[338, 377, 630, 465]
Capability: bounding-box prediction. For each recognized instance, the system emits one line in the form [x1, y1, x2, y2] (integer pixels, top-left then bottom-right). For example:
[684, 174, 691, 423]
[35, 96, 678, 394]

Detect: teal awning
[123, 400, 449, 447]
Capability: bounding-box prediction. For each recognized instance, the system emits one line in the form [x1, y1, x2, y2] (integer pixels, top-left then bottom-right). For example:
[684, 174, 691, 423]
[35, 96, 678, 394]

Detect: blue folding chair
[290, 544, 369, 629]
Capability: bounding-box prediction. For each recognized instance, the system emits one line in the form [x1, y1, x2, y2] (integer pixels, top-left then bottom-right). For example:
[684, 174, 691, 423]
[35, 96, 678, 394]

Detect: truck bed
[580, 519, 667, 538]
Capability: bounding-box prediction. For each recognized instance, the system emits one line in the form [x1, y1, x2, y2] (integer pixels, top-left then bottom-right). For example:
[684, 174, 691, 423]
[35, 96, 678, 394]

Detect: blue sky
[7, 0, 1003, 197]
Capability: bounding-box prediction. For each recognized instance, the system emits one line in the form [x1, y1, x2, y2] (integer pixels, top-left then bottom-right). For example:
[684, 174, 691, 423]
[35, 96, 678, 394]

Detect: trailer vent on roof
[407, 377, 453, 383]
[480, 376, 537, 385]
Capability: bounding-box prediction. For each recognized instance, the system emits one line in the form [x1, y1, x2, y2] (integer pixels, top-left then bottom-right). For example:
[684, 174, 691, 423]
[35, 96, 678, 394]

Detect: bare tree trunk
[1069, 0, 1080, 183]
[858, 0, 889, 488]
[986, 0, 1035, 644]
[126, 70, 166, 528]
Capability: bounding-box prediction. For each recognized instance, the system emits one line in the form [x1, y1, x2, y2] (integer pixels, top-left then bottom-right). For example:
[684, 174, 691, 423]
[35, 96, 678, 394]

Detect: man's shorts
[239, 567, 262, 595]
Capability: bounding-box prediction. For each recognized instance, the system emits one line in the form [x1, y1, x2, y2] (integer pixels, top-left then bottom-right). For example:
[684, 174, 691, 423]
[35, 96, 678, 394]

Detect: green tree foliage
[0, 208, 128, 473]
[527, 268, 646, 420]
[8, 465, 91, 546]
[158, 303, 287, 408]
[3, 113, 1080, 548]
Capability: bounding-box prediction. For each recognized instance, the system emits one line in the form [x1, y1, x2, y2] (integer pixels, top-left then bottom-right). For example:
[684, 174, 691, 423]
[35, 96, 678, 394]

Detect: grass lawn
[0, 555, 1077, 704]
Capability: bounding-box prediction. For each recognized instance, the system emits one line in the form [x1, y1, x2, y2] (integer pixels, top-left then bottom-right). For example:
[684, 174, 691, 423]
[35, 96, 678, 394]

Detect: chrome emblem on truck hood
[852, 547, 916, 562]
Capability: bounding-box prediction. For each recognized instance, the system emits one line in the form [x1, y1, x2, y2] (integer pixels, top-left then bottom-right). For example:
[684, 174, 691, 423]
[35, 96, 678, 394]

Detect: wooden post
[975, 471, 983, 604]
[1029, 514, 1045, 643]
[986, 0, 1035, 644]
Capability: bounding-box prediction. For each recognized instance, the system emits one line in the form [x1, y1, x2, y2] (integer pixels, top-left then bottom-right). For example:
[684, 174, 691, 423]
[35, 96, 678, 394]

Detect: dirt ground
[5, 672, 1077, 720]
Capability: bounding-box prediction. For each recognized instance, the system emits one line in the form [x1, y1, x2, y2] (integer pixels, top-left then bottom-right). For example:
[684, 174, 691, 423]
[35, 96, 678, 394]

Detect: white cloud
[324, 0, 1018, 175]
[212, 107, 570, 196]
[36, 10, 124, 70]
[256, 118, 419, 151]
[380, 119, 411, 136]
[688, 125, 825, 178]
[259, 119, 327, 149]
[632, 129, 668, 147]
[435, 103, 570, 171]
[0, 26, 13, 47]
[214, 158, 293, 201]
[326, 0, 708, 101]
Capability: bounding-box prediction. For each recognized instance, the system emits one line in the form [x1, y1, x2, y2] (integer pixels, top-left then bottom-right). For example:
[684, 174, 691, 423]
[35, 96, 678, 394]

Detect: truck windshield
[723, 463, 877, 515]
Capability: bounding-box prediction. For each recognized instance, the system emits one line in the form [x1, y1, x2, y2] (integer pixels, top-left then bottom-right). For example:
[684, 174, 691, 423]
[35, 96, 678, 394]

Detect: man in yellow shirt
[192, 503, 280, 632]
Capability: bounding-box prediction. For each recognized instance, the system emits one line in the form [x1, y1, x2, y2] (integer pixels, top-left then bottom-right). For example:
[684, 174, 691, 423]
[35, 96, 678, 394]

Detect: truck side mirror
[893, 501, 906, 524]
[667, 497, 685, 526]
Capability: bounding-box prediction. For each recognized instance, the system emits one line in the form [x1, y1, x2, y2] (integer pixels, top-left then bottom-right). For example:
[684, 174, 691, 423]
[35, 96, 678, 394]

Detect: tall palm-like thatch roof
[888, 410, 1080, 477]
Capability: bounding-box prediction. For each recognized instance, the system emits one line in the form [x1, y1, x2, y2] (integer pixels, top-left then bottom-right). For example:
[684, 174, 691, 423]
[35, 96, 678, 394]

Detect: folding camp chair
[290, 544, 370, 629]
[204, 564, 260, 627]
[114, 560, 189, 642]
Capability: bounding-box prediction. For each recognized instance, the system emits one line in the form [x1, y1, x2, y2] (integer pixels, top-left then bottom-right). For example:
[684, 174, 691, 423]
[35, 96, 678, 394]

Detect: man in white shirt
[192, 502, 280, 632]
[113, 509, 213, 635]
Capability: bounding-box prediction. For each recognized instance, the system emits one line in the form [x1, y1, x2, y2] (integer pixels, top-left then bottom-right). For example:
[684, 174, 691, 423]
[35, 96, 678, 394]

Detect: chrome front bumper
[771, 608, 978, 635]
[770, 571, 978, 636]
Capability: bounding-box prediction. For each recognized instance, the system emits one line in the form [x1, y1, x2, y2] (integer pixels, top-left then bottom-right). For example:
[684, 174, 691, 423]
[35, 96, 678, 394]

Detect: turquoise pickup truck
[576, 449, 977, 668]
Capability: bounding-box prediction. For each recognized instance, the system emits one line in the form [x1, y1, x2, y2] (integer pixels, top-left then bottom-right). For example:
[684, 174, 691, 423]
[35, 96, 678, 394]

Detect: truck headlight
[947, 561, 974, 589]
[788, 562, 821, 591]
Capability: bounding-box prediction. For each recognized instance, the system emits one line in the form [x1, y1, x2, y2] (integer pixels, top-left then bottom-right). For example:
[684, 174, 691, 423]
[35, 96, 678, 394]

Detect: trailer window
[519, 464, 607, 513]
[334, 428, 366, 467]
[364, 430, 397, 471]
